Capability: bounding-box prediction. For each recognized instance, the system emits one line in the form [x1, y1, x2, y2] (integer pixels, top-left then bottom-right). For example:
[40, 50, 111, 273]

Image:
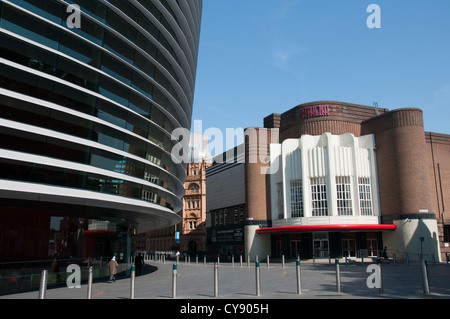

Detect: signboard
[175, 231, 180, 244]
[302, 104, 330, 118]
[208, 226, 244, 245]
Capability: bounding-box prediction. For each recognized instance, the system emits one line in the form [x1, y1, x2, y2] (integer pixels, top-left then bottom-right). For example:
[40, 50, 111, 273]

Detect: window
[290, 180, 303, 218]
[142, 190, 157, 203]
[277, 183, 284, 219]
[189, 184, 199, 193]
[311, 177, 328, 216]
[239, 205, 244, 223]
[358, 177, 373, 216]
[444, 225, 450, 243]
[223, 210, 227, 226]
[336, 176, 353, 216]
[189, 221, 197, 230]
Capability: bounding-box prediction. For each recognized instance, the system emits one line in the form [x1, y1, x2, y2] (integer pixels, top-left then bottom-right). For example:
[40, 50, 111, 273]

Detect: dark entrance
[188, 240, 197, 257]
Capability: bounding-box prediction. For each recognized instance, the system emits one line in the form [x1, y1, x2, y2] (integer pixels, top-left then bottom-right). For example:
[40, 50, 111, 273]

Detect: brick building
[138, 134, 211, 257]
[210, 101, 450, 262]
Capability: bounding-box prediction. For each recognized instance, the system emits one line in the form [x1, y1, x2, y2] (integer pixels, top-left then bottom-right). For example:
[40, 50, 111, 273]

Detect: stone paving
[2, 258, 450, 300]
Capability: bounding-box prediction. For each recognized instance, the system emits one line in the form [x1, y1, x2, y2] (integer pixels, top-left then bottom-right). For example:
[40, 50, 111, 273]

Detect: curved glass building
[0, 0, 202, 264]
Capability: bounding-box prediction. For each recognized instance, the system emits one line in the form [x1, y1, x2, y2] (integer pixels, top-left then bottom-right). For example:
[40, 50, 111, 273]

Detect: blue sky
[191, 0, 450, 154]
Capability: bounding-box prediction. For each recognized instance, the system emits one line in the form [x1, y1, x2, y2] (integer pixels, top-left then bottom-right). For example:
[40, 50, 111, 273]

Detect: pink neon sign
[302, 105, 330, 118]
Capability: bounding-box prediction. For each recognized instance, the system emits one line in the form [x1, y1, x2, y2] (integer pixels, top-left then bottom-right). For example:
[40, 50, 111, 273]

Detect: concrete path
[2, 258, 449, 300]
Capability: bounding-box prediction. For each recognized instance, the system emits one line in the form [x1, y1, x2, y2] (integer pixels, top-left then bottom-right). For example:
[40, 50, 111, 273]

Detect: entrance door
[342, 239, 356, 257]
[291, 240, 301, 259]
[313, 239, 329, 258]
[367, 239, 378, 257]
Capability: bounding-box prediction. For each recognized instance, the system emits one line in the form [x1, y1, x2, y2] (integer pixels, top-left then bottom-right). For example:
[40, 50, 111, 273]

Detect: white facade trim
[270, 133, 380, 226]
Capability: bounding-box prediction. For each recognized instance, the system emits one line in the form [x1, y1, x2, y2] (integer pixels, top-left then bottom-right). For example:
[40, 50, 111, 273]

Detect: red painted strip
[256, 224, 396, 234]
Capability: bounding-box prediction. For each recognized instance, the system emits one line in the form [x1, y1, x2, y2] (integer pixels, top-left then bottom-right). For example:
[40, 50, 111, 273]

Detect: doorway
[313, 239, 329, 258]
[342, 239, 356, 257]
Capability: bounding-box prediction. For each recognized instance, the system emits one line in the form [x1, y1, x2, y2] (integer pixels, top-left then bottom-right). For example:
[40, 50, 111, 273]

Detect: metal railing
[0, 257, 131, 296]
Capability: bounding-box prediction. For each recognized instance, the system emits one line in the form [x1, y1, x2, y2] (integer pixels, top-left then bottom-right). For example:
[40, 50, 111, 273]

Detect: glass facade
[0, 0, 202, 293]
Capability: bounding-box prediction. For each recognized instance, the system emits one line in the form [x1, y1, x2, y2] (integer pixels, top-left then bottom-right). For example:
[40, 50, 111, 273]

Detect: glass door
[342, 239, 356, 257]
[313, 239, 329, 258]
[367, 239, 378, 257]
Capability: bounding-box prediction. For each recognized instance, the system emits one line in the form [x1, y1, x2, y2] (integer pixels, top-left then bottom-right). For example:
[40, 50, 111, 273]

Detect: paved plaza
[1, 258, 450, 300]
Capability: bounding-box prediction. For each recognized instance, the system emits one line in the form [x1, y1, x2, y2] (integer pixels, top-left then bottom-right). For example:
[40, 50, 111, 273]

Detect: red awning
[256, 224, 396, 234]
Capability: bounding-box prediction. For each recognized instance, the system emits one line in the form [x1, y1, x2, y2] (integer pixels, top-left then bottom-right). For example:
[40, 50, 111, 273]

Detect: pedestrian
[135, 253, 144, 276]
[108, 256, 118, 282]
[382, 246, 388, 260]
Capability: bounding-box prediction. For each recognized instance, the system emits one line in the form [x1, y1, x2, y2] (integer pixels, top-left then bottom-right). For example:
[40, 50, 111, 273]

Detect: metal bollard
[247, 255, 250, 268]
[255, 261, 261, 296]
[240, 255, 243, 267]
[87, 267, 93, 299]
[214, 262, 219, 297]
[38, 270, 48, 299]
[267, 255, 270, 268]
[335, 259, 341, 292]
[282, 255, 285, 268]
[130, 265, 135, 299]
[232, 255, 235, 267]
[196, 255, 199, 266]
[172, 264, 177, 298]
[379, 264, 384, 293]
[204, 255, 207, 266]
[296, 259, 302, 294]
[421, 260, 430, 295]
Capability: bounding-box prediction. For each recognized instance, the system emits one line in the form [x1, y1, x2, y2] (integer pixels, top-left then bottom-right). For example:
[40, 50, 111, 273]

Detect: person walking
[135, 253, 144, 276]
[107, 256, 119, 283]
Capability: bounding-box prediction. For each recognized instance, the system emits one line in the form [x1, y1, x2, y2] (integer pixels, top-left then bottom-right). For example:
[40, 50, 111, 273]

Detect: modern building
[0, 0, 202, 264]
[208, 101, 450, 263]
[206, 146, 246, 260]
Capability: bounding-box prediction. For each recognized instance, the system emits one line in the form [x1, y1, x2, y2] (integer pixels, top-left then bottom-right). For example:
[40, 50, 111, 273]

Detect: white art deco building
[269, 133, 381, 228]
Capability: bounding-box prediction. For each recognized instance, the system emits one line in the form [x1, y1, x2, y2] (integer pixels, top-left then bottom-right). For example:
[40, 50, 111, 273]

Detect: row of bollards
[38, 265, 138, 299]
[171, 257, 303, 298]
[171, 258, 431, 298]
[171, 258, 430, 298]
[36, 257, 432, 299]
